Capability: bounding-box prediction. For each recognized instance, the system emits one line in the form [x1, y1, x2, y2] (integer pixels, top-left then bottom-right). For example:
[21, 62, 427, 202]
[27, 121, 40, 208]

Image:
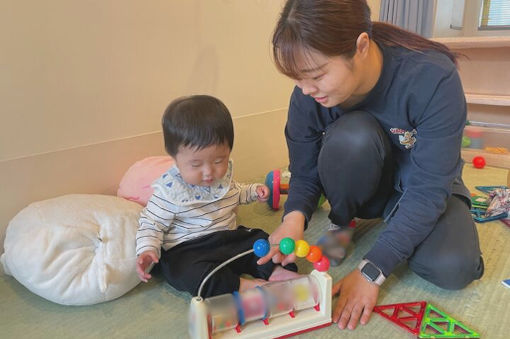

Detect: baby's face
[174, 143, 231, 186]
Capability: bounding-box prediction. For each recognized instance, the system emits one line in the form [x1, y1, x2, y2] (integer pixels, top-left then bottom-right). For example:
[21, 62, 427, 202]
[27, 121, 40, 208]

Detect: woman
[256, 0, 484, 331]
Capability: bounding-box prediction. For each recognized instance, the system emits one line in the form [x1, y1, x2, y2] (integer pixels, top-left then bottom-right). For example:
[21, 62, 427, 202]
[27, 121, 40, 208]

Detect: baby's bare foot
[268, 265, 302, 282]
[239, 277, 267, 292]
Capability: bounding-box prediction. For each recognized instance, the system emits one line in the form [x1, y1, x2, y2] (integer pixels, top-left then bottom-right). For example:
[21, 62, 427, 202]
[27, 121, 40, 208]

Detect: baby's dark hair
[162, 95, 234, 157]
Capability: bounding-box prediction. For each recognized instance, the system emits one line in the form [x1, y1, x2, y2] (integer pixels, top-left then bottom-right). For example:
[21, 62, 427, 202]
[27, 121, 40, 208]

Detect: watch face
[361, 262, 380, 281]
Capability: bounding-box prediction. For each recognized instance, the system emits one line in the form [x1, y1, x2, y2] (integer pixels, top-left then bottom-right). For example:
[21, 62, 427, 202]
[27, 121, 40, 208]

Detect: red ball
[472, 156, 486, 169]
[313, 255, 330, 272]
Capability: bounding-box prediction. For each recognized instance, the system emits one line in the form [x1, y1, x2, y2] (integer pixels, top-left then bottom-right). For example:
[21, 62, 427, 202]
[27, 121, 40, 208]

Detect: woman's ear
[355, 32, 371, 59]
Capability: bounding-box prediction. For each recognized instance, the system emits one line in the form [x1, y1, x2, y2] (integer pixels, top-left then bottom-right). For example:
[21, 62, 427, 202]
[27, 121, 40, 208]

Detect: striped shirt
[135, 161, 260, 257]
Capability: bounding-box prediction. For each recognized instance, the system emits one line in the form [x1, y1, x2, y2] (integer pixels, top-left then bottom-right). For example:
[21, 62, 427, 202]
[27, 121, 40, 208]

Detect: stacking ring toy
[265, 169, 327, 210]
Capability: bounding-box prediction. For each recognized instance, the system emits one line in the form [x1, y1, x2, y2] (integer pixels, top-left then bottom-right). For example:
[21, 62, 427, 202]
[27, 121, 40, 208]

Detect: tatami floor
[1, 164, 509, 338]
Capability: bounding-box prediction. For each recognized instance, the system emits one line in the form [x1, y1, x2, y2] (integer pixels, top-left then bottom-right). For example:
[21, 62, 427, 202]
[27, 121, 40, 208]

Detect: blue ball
[253, 239, 270, 257]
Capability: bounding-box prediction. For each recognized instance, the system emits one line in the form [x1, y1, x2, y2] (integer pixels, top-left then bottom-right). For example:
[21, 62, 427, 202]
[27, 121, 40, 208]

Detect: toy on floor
[265, 169, 326, 210]
[469, 186, 509, 223]
[374, 301, 479, 338]
[189, 239, 332, 338]
[472, 156, 486, 169]
[502, 279, 510, 289]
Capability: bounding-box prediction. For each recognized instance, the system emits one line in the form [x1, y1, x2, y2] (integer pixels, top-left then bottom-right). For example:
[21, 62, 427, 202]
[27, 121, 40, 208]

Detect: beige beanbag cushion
[1, 194, 142, 305]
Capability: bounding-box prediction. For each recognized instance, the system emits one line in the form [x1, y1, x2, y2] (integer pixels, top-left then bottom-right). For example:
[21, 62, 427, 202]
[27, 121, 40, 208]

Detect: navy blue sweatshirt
[283, 43, 470, 277]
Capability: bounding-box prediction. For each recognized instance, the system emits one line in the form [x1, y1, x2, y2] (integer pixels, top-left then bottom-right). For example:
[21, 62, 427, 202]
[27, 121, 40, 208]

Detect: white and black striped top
[135, 162, 259, 257]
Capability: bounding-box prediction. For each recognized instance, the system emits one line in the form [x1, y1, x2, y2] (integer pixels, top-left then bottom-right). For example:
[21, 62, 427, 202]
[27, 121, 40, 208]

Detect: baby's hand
[256, 185, 270, 202]
[136, 250, 159, 282]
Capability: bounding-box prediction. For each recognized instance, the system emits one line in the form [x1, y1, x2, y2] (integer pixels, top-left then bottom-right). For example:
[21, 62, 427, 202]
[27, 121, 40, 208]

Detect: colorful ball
[279, 237, 295, 255]
[294, 240, 310, 257]
[313, 255, 330, 272]
[472, 156, 486, 169]
[253, 239, 270, 257]
[306, 245, 322, 263]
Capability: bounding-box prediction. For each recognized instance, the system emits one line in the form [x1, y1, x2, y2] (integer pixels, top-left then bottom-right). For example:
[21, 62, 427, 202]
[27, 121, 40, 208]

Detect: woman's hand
[332, 269, 379, 330]
[256, 185, 270, 202]
[257, 211, 305, 266]
[136, 250, 159, 282]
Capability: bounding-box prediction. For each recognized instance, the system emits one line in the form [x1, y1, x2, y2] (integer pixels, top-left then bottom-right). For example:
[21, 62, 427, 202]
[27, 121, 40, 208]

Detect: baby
[135, 95, 299, 298]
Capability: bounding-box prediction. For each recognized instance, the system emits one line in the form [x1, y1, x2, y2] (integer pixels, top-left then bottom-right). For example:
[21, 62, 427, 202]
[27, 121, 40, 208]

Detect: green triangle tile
[418, 303, 479, 338]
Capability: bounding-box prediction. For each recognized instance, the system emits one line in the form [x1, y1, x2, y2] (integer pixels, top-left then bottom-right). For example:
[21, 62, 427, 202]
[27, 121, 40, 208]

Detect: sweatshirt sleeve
[364, 64, 467, 277]
[234, 181, 260, 204]
[135, 185, 176, 258]
[283, 87, 325, 225]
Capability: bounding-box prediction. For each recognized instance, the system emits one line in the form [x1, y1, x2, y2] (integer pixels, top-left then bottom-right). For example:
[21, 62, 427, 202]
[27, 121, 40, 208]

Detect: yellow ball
[294, 240, 310, 258]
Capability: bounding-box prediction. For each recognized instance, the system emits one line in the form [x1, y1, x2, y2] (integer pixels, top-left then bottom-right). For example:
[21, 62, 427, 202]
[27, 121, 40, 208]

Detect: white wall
[0, 0, 295, 252]
[0, 0, 295, 161]
[367, 0, 381, 20]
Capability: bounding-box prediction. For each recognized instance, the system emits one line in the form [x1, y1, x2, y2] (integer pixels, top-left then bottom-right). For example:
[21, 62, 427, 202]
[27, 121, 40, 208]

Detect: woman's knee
[320, 111, 383, 159]
[318, 111, 390, 181]
[409, 252, 483, 290]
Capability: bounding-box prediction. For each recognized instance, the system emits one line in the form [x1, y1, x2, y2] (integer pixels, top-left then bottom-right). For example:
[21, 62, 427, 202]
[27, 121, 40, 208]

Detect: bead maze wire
[197, 248, 255, 298]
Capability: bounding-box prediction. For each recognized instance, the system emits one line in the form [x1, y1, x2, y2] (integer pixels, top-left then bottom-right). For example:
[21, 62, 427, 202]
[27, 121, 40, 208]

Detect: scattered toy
[374, 301, 480, 338]
[472, 156, 486, 169]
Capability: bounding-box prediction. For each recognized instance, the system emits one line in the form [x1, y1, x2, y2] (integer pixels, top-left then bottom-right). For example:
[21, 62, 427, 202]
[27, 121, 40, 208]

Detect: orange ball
[306, 245, 322, 263]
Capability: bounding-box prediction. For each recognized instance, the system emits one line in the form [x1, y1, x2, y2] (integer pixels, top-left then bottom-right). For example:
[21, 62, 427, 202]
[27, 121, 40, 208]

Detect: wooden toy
[374, 301, 479, 338]
[188, 239, 333, 338]
[265, 169, 326, 210]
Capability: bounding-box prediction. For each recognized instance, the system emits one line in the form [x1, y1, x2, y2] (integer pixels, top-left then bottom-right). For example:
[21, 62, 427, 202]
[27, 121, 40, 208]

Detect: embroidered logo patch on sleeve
[390, 128, 417, 149]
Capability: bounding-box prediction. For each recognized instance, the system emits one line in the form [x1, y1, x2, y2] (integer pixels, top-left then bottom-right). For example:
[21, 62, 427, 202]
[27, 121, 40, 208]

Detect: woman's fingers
[257, 245, 279, 265]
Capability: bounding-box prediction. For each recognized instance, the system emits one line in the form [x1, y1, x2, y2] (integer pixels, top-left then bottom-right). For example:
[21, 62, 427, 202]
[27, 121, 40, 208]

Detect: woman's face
[292, 49, 364, 108]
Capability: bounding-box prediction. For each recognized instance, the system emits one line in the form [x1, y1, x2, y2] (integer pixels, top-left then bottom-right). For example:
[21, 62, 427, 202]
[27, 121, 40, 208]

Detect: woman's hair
[162, 95, 234, 157]
[272, 0, 457, 78]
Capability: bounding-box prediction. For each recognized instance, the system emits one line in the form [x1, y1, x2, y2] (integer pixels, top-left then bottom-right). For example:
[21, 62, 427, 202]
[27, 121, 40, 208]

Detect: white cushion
[1, 194, 142, 305]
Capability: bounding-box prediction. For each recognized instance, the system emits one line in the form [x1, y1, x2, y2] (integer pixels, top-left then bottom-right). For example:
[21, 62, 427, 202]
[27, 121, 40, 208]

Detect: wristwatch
[358, 259, 386, 285]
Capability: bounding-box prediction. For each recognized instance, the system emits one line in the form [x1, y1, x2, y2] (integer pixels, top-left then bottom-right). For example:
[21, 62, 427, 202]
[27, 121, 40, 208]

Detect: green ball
[462, 136, 471, 148]
[279, 237, 295, 255]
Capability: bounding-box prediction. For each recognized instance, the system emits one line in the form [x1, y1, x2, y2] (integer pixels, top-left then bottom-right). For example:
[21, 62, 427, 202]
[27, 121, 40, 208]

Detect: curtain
[379, 0, 435, 37]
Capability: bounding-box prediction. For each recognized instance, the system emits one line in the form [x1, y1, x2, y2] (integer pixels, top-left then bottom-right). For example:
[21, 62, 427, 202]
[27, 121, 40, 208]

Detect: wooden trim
[432, 36, 510, 49]
[466, 93, 510, 106]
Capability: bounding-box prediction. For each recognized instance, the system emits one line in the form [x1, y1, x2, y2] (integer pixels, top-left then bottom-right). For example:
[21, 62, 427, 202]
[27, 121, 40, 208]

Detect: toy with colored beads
[252, 238, 330, 272]
[189, 238, 333, 338]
